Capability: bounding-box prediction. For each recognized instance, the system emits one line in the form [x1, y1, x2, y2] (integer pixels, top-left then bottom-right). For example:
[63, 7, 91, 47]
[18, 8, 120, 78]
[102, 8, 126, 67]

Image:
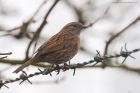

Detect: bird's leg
[42, 64, 54, 76]
[62, 63, 69, 71]
[51, 64, 54, 68]
[47, 64, 54, 76]
[54, 64, 60, 75]
[68, 61, 71, 65]
[68, 60, 76, 76]
[62, 60, 71, 71]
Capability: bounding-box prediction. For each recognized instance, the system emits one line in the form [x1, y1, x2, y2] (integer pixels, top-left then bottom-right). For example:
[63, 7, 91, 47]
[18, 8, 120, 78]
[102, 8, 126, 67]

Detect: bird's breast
[37, 33, 80, 64]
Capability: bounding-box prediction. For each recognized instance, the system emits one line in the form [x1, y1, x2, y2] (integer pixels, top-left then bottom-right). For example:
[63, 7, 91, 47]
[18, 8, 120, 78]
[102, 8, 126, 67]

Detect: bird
[13, 22, 88, 73]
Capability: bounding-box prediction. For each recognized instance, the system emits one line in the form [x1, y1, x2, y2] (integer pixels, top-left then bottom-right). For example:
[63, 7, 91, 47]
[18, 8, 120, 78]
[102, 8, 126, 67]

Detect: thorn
[96, 50, 101, 56]
[27, 79, 32, 84]
[122, 57, 127, 64]
[68, 61, 71, 65]
[22, 70, 27, 76]
[0, 80, 9, 89]
[42, 68, 52, 76]
[55, 65, 60, 75]
[129, 55, 136, 59]
[3, 84, 9, 89]
[19, 80, 24, 85]
[73, 67, 76, 76]
[92, 62, 99, 66]
[38, 68, 43, 72]
[125, 43, 128, 51]
[19, 72, 32, 85]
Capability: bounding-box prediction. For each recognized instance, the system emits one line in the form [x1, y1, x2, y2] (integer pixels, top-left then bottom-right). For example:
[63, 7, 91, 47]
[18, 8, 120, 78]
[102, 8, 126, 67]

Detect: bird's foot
[62, 63, 69, 71]
[54, 65, 61, 75]
[40, 67, 52, 76]
[68, 61, 71, 65]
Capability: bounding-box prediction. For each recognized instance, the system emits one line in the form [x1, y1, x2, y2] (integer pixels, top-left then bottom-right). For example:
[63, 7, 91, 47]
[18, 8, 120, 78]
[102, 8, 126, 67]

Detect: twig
[25, 0, 60, 60]
[0, 52, 12, 60]
[0, 0, 48, 39]
[104, 15, 140, 56]
[0, 52, 12, 55]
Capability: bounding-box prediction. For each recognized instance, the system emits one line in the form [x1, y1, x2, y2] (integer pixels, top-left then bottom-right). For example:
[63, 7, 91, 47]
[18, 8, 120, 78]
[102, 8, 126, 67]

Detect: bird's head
[61, 22, 87, 35]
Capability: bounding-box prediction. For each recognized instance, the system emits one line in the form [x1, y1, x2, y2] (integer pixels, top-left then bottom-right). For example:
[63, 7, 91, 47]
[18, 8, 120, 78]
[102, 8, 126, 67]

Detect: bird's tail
[13, 58, 37, 73]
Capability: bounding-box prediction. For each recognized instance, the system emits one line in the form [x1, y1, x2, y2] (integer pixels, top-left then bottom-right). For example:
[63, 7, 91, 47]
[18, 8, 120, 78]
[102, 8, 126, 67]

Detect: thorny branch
[0, 46, 140, 88]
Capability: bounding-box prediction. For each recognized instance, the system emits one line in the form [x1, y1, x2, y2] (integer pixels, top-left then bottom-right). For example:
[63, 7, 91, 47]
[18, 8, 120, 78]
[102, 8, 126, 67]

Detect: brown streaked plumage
[13, 22, 87, 73]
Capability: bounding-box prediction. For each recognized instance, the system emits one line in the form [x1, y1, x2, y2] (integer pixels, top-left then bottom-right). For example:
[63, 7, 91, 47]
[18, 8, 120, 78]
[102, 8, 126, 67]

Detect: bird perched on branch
[13, 22, 88, 73]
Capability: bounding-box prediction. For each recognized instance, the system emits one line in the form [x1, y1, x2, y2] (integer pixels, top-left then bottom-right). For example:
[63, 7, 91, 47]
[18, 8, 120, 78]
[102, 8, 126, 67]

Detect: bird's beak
[82, 23, 92, 29]
[82, 26, 88, 29]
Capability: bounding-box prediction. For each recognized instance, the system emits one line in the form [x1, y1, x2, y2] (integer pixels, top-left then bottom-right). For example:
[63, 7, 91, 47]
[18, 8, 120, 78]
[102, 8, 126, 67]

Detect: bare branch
[104, 15, 140, 55]
[25, 0, 60, 60]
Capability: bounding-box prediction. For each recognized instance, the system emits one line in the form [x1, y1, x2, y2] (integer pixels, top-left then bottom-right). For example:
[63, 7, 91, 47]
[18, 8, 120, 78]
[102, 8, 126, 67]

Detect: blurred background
[0, 0, 140, 93]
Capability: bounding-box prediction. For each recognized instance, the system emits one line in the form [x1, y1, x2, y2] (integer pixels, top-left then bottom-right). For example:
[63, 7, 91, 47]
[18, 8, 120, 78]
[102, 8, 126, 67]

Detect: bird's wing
[36, 32, 66, 56]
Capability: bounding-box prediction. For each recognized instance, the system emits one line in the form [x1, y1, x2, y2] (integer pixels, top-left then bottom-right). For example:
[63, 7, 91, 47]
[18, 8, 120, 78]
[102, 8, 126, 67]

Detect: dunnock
[14, 22, 87, 73]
